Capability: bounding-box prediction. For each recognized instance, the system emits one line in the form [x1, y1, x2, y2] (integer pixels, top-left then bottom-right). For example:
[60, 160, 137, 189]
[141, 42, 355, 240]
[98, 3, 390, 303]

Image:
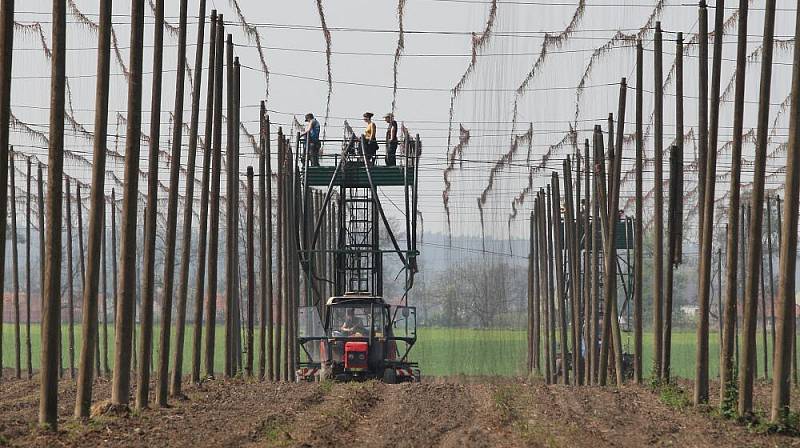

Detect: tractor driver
[341, 308, 367, 337]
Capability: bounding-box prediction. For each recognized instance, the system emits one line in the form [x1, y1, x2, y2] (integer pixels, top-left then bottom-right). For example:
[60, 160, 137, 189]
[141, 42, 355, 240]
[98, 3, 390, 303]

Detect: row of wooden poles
[0, 0, 339, 430]
[527, 0, 800, 424]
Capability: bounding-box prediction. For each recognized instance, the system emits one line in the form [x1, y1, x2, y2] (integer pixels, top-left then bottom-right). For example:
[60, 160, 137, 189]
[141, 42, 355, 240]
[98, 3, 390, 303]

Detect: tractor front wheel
[383, 367, 397, 384]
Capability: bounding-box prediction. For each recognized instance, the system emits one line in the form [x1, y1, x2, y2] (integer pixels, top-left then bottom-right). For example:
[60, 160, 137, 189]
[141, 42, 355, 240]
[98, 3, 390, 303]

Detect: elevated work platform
[306, 162, 415, 187]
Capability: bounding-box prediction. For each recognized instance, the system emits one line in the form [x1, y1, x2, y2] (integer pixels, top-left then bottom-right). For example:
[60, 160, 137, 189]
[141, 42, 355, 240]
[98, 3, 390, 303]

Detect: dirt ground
[1, 371, 799, 447]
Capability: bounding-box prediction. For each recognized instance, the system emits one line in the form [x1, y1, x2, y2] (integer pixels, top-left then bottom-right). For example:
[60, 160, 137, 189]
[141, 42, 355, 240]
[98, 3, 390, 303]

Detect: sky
[7, 1, 799, 257]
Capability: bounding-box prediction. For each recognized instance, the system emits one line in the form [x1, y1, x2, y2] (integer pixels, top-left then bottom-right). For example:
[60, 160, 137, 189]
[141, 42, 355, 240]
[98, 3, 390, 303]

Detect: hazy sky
[8, 1, 798, 252]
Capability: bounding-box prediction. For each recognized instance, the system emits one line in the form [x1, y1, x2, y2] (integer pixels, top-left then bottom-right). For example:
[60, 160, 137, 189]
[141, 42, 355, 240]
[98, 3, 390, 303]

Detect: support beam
[75, 0, 112, 418]
[740, 0, 775, 418]
[173, 0, 206, 397]
[40, 0, 65, 425]
[721, 0, 749, 407]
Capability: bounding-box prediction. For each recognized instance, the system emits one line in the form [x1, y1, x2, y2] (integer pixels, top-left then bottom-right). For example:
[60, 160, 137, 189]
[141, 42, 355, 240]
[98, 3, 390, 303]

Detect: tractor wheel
[383, 367, 397, 384]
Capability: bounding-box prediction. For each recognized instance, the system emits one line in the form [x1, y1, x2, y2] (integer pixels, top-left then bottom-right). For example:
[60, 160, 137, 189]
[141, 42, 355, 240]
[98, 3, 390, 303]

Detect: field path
[1, 374, 798, 447]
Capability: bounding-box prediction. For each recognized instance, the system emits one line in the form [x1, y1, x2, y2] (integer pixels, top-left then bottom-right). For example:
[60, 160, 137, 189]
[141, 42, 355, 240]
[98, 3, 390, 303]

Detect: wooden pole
[261, 106, 274, 381]
[110, 190, 116, 325]
[38, 164, 48, 371]
[137, 0, 164, 411]
[25, 158, 31, 379]
[246, 166, 255, 376]
[538, 190, 551, 383]
[663, 33, 684, 381]
[550, 172, 569, 385]
[771, 1, 800, 422]
[0, 0, 14, 383]
[224, 34, 235, 378]
[275, 131, 284, 381]
[664, 143, 681, 382]
[721, 0, 749, 406]
[610, 80, 627, 386]
[10, 152, 19, 379]
[157, 0, 189, 406]
[583, 139, 592, 385]
[172, 0, 206, 397]
[563, 158, 581, 384]
[65, 179, 75, 380]
[652, 21, 665, 380]
[694, 0, 712, 404]
[39, 0, 65, 425]
[590, 171, 600, 384]
[101, 216, 109, 377]
[192, 10, 217, 384]
[760, 235, 768, 379]
[204, 15, 225, 379]
[739, 0, 775, 417]
[75, 0, 112, 417]
[634, 39, 644, 385]
[767, 196, 776, 352]
[528, 209, 535, 375]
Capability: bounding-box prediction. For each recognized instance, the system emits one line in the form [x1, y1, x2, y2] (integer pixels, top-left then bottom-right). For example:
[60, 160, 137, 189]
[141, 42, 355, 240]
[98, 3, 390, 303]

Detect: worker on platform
[363, 112, 378, 164]
[384, 113, 398, 166]
[302, 113, 321, 167]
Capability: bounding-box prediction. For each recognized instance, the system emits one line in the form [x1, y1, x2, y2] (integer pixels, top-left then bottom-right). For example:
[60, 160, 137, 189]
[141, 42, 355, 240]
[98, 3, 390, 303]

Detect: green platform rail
[306, 162, 415, 187]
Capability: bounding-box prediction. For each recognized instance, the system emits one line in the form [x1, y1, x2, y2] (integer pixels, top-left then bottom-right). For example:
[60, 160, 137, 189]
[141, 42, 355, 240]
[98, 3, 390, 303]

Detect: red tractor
[298, 293, 419, 383]
[294, 132, 422, 383]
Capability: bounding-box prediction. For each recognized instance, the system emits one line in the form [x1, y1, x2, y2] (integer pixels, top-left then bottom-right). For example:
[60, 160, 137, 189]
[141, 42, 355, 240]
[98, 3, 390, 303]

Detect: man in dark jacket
[384, 113, 398, 166]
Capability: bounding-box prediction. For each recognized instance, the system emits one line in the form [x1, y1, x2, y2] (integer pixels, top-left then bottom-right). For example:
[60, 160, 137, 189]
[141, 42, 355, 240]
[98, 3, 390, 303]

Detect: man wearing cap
[363, 112, 377, 164]
[384, 113, 398, 166]
[302, 113, 321, 167]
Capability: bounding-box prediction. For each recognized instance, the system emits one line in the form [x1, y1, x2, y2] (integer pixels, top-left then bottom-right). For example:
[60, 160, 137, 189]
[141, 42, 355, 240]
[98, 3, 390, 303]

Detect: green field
[0, 324, 786, 379]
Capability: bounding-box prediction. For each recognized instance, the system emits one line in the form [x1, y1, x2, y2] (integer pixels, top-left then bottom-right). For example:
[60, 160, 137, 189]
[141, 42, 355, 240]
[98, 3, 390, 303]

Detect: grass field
[0, 323, 786, 379]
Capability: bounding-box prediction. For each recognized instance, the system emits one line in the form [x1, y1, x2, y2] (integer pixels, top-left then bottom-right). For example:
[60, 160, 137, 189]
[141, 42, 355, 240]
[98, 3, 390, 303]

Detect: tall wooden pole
[110, 190, 116, 324]
[40, 165, 57, 378]
[111, 0, 145, 407]
[25, 158, 31, 379]
[694, 0, 712, 404]
[652, 21, 664, 380]
[538, 190, 551, 383]
[721, 0, 749, 406]
[75, 0, 112, 418]
[771, 0, 800, 422]
[550, 172, 568, 385]
[739, 0, 775, 417]
[101, 217, 109, 376]
[527, 209, 534, 375]
[260, 105, 273, 381]
[760, 239, 768, 379]
[610, 80, 627, 385]
[39, 0, 65, 426]
[0, 0, 14, 382]
[65, 179, 75, 380]
[224, 34, 235, 378]
[583, 138, 592, 385]
[546, 186, 557, 381]
[563, 158, 581, 384]
[204, 15, 225, 378]
[275, 132, 284, 381]
[137, 0, 164, 411]
[10, 152, 19, 379]
[634, 39, 644, 385]
[246, 166, 255, 377]
[663, 33, 684, 381]
[172, 0, 206, 397]
[767, 196, 776, 351]
[192, 10, 217, 383]
[156, 0, 189, 406]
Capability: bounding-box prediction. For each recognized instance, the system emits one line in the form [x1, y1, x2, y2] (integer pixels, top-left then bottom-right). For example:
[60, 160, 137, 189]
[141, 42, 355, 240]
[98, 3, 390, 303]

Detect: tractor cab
[297, 293, 419, 383]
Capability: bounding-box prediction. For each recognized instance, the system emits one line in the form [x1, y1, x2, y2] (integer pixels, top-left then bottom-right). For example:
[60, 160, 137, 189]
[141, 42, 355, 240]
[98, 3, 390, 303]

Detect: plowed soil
[1, 372, 798, 447]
